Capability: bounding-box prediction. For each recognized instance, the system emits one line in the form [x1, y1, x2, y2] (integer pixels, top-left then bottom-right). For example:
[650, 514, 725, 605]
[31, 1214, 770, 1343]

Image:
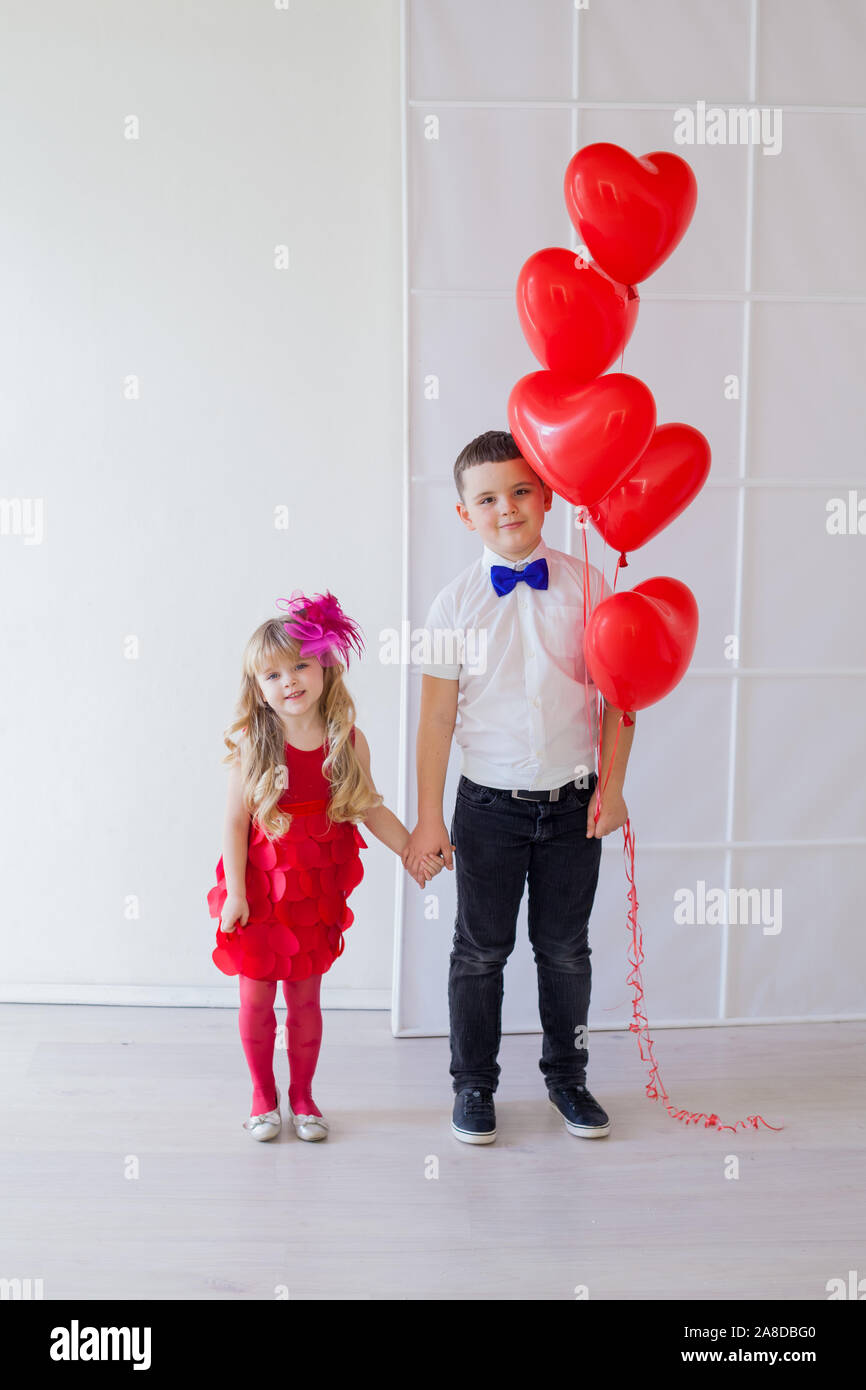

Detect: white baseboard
[0, 984, 392, 1009]
[0, 986, 862, 1033]
[391, 1012, 866, 1036]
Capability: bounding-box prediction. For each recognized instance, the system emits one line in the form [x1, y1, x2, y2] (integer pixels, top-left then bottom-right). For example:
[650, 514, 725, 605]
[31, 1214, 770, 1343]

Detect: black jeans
[448, 772, 602, 1094]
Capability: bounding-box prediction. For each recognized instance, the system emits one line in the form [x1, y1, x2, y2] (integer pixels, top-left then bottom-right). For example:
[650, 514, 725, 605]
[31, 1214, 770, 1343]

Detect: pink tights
[238, 972, 324, 1118]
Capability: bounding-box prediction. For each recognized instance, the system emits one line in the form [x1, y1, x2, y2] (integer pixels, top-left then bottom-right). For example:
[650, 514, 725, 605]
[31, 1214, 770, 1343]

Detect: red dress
[208, 727, 368, 982]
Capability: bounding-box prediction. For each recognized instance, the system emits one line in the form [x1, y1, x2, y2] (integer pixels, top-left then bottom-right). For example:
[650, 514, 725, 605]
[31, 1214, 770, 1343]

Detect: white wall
[0, 0, 404, 1007]
[2, 0, 864, 1029]
[396, 0, 866, 1034]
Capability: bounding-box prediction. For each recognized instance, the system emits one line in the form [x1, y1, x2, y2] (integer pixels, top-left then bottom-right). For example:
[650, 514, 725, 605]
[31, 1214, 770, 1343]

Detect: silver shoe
[243, 1083, 281, 1141]
[287, 1101, 329, 1142]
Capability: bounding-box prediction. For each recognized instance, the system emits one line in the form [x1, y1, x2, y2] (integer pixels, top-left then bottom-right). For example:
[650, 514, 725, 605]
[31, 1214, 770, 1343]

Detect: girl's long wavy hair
[222, 615, 384, 840]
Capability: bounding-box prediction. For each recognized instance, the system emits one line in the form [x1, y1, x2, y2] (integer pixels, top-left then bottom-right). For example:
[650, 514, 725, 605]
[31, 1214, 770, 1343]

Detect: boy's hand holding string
[585, 702, 635, 838]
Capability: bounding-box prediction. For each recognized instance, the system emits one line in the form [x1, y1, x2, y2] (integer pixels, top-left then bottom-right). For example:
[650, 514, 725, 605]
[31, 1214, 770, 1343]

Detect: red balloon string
[620, 815, 782, 1133]
[578, 534, 783, 1135]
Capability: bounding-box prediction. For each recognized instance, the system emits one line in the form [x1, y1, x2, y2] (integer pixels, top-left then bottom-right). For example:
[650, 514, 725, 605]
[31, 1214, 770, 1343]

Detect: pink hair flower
[275, 589, 365, 668]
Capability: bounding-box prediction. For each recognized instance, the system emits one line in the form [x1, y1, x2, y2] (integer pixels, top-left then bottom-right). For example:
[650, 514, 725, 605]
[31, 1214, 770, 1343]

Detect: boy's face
[456, 457, 553, 560]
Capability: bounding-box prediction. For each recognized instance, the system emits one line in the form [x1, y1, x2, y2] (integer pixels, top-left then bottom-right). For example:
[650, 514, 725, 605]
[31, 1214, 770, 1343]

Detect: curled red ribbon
[579, 530, 782, 1135]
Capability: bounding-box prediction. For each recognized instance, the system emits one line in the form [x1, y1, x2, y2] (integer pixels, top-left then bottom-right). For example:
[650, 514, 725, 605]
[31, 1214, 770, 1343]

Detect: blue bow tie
[490, 556, 549, 596]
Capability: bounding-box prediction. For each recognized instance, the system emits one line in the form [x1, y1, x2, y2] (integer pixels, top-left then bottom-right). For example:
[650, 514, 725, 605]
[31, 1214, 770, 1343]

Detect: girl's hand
[419, 852, 444, 883]
[220, 894, 250, 933]
[408, 853, 445, 888]
[403, 821, 454, 880]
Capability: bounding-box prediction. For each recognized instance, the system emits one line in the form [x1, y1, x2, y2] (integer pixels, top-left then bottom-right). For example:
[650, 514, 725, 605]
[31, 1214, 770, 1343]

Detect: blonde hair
[222, 616, 384, 840]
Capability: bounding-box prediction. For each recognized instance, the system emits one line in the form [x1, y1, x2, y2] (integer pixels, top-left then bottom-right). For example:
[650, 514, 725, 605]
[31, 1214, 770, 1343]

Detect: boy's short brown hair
[453, 430, 526, 503]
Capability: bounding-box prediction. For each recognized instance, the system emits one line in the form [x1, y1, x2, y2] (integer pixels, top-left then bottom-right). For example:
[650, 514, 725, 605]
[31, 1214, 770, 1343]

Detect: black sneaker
[451, 1086, 496, 1144]
[548, 1084, 610, 1138]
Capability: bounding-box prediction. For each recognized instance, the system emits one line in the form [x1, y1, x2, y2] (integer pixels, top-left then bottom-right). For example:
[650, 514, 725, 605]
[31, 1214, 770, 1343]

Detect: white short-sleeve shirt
[418, 533, 612, 791]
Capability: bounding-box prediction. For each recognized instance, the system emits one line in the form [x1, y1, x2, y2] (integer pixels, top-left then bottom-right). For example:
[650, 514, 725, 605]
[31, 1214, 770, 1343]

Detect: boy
[402, 431, 635, 1144]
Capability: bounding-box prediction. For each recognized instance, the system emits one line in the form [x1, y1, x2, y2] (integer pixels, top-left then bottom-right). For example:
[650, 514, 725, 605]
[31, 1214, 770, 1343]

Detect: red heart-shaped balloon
[564, 144, 697, 286]
[516, 247, 640, 381]
[589, 423, 711, 561]
[584, 577, 699, 711]
[507, 370, 656, 508]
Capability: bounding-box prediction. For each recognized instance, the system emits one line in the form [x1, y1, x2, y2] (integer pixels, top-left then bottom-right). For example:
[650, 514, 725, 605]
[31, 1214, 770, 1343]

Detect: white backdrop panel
[751, 114, 866, 296]
[727, 847, 865, 1018]
[758, 0, 866, 105]
[397, 0, 866, 1036]
[578, 0, 752, 103]
[748, 303, 866, 480]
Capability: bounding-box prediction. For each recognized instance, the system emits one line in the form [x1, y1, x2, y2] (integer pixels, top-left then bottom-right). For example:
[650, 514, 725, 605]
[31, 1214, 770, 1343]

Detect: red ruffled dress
[208, 727, 368, 982]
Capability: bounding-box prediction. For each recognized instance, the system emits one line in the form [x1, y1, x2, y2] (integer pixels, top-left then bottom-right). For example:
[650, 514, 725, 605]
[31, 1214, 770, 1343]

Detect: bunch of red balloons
[508, 143, 710, 713]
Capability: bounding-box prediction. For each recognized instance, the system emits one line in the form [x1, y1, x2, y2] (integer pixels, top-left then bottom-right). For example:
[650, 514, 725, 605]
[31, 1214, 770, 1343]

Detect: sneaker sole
[451, 1121, 496, 1144]
[548, 1098, 610, 1138]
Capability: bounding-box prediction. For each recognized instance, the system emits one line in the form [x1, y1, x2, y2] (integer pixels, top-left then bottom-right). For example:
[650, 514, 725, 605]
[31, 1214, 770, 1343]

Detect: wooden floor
[1, 1005, 862, 1300]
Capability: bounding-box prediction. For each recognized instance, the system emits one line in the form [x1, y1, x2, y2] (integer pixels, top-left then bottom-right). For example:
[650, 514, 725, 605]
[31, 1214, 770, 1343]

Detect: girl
[207, 589, 443, 1143]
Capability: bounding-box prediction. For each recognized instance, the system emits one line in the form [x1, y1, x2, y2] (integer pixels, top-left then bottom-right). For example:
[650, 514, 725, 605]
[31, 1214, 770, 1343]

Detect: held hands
[402, 821, 455, 887]
[406, 850, 447, 889]
[586, 785, 629, 838]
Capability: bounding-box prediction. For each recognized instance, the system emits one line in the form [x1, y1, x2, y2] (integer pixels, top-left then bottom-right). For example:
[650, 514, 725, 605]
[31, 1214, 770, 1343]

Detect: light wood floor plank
[0, 1007, 862, 1300]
